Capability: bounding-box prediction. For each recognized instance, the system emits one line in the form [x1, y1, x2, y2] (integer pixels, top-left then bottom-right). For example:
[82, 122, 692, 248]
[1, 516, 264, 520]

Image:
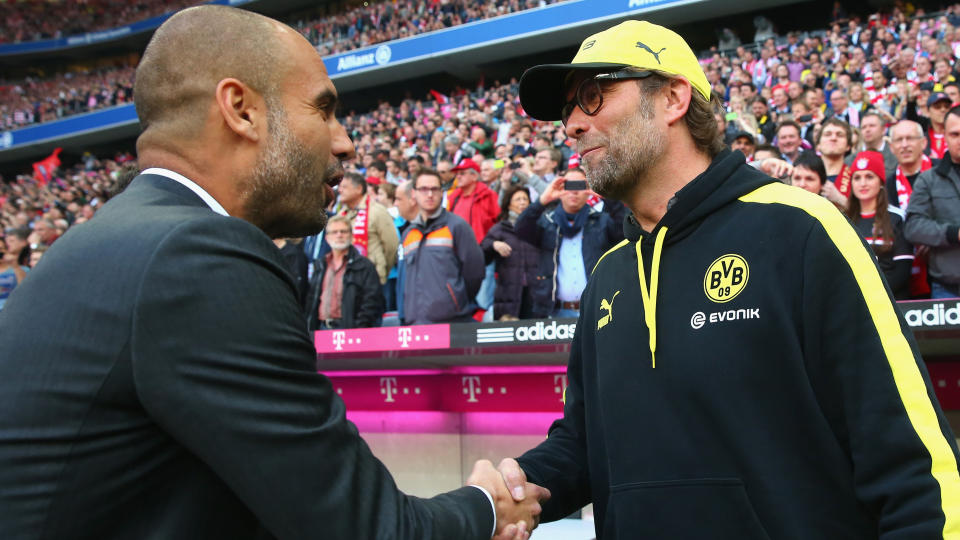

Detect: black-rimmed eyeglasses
[561, 70, 653, 126]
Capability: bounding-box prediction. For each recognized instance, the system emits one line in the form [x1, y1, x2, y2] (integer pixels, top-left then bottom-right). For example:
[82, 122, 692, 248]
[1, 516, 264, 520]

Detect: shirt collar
[141, 167, 230, 216]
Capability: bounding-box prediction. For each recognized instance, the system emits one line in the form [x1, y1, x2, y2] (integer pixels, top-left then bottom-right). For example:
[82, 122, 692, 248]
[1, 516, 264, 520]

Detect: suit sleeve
[130, 217, 492, 540]
[515, 314, 592, 522]
[799, 218, 960, 538]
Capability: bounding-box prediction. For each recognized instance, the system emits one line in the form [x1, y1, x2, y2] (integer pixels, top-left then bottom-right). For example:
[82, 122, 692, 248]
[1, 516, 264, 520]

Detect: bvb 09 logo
[703, 254, 749, 303]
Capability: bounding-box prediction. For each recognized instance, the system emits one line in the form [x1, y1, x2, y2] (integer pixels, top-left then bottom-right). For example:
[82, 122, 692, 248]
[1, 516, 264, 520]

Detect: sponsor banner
[902, 301, 960, 329]
[0, 104, 138, 151]
[324, 370, 568, 412]
[315, 324, 449, 353]
[454, 318, 578, 348]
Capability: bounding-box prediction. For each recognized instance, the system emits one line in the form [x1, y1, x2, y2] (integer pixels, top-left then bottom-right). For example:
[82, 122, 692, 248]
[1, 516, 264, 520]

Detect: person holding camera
[514, 169, 623, 318]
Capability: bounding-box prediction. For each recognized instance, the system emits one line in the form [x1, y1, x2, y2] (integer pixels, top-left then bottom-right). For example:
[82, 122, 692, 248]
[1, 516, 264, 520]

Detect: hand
[497, 458, 529, 502]
[758, 158, 794, 179]
[493, 241, 512, 258]
[467, 459, 549, 537]
[539, 176, 565, 206]
[819, 181, 849, 209]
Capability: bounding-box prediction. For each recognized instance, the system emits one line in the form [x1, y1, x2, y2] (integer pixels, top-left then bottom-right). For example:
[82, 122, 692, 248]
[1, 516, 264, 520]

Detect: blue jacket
[515, 200, 623, 317]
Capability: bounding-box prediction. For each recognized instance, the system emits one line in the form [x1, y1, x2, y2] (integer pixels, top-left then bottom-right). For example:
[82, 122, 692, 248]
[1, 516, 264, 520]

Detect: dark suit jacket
[0, 174, 492, 539]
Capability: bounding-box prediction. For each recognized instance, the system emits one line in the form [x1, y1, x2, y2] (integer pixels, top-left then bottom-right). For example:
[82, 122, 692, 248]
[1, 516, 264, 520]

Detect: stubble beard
[243, 103, 341, 238]
[580, 95, 667, 201]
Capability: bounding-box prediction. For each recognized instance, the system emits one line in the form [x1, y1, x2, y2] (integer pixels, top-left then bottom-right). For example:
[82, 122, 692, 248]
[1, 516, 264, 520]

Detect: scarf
[507, 210, 521, 225]
[554, 205, 589, 238]
[341, 196, 370, 257]
[930, 127, 947, 159]
[833, 163, 852, 198]
[895, 154, 932, 208]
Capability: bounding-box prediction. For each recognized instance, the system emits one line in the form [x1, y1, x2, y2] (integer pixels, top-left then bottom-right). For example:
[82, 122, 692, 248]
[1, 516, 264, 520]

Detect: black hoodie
[517, 150, 960, 539]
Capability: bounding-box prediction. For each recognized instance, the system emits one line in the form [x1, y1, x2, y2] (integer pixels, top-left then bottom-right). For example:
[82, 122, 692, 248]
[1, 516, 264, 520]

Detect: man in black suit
[0, 6, 545, 540]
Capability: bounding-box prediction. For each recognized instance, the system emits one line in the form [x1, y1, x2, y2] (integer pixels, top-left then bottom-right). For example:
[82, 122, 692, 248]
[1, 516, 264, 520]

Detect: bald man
[0, 6, 544, 540]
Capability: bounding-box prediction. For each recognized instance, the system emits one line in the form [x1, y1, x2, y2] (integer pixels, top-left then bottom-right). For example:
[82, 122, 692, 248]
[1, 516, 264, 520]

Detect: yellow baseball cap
[518, 20, 710, 121]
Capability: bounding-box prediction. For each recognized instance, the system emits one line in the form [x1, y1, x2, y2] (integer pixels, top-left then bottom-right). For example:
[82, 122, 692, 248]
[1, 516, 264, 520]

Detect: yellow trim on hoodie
[635, 227, 668, 369]
[740, 182, 960, 538]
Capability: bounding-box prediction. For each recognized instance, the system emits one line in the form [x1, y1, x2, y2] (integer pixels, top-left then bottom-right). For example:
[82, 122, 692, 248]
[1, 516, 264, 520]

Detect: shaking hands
[467, 459, 551, 540]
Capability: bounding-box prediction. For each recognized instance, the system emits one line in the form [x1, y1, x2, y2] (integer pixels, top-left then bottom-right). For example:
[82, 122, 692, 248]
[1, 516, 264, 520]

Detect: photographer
[514, 169, 623, 319]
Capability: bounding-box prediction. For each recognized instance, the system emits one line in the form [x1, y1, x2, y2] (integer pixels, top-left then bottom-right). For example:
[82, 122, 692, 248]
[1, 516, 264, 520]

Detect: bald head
[134, 6, 289, 137]
[891, 120, 924, 140]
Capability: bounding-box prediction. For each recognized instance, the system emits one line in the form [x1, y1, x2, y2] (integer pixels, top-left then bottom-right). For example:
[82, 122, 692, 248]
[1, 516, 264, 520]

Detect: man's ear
[663, 78, 693, 126]
[215, 78, 264, 143]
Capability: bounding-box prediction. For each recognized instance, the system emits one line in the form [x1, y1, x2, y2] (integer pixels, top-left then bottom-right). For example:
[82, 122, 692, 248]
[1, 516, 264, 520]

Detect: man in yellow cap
[495, 19, 960, 539]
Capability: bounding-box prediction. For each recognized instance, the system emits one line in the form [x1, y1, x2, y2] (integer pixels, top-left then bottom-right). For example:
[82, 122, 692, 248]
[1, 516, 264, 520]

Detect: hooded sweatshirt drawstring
[635, 226, 668, 368]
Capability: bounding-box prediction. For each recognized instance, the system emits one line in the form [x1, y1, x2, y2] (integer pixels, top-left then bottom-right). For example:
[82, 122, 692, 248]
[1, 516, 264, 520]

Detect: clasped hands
[467, 458, 550, 540]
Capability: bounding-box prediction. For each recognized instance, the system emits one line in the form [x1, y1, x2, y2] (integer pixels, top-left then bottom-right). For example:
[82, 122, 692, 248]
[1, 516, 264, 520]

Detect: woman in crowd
[846, 151, 913, 299]
[480, 185, 538, 321]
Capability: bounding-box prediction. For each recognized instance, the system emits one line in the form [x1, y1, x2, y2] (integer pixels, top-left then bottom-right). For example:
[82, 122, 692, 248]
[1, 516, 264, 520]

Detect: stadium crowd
[295, 0, 564, 56]
[0, 0, 559, 130]
[4, 1, 960, 320]
[0, 64, 135, 130]
[0, 0, 202, 43]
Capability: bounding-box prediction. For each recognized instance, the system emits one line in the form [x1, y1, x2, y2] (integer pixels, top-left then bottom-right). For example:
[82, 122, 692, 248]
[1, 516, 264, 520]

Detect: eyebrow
[313, 89, 339, 114]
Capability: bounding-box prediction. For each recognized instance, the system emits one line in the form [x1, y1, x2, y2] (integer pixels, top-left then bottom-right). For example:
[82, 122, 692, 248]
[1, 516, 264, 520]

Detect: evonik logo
[690, 308, 760, 329]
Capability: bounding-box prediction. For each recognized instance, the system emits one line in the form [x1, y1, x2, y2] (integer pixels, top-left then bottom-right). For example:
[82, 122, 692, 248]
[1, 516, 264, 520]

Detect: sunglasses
[561, 69, 654, 126]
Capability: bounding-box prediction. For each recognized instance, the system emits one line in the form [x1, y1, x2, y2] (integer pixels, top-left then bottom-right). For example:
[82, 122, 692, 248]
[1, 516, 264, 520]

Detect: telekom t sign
[462, 376, 481, 403]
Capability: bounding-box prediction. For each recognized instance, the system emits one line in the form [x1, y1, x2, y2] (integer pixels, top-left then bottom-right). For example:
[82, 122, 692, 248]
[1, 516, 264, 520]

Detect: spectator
[436, 158, 456, 191]
[30, 218, 59, 247]
[750, 97, 776, 143]
[775, 120, 805, 164]
[816, 118, 853, 195]
[515, 169, 622, 319]
[305, 216, 385, 330]
[27, 245, 46, 268]
[401, 169, 484, 324]
[730, 131, 756, 160]
[447, 157, 499, 311]
[527, 147, 562, 194]
[385, 159, 406, 185]
[790, 151, 828, 196]
[468, 125, 494, 159]
[335, 172, 399, 286]
[829, 89, 854, 125]
[481, 185, 539, 321]
[907, 92, 951, 160]
[0, 235, 26, 311]
[905, 107, 960, 299]
[447, 157, 500, 243]
[888, 119, 931, 209]
[392, 180, 418, 323]
[405, 155, 424, 180]
[847, 151, 914, 299]
[848, 111, 896, 180]
[479, 158, 501, 189]
[4, 227, 31, 268]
